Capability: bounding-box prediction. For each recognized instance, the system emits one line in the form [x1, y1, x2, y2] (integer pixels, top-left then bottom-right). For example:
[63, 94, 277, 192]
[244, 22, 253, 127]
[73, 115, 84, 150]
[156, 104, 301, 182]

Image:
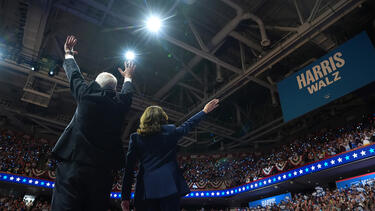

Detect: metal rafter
[99, 0, 115, 25]
[78, 0, 137, 23]
[162, 34, 242, 74]
[178, 82, 203, 94]
[248, 24, 298, 32]
[29, 118, 60, 136]
[22, 0, 52, 58]
[187, 19, 208, 52]
[161, 34, 275, 92]
[293, 0, 305, 25]
[239, 41, 246, 71]
[188, 89, 203, 101]
[2, 105, 67, 128]
[308, 0, 322, 23]
[229, 31, 263, 53]
[179, 0, 364, 122]
[153, 40, 225, 99]
[153, 0, 270, 99]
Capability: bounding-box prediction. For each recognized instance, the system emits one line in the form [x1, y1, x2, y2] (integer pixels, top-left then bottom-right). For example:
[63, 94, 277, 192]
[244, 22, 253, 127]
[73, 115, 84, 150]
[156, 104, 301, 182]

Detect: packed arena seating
[0, 194, 50, 210]
[1, 179, 373, 211]
[0, 132, 57, 180]
[180, 116, 375, 189]
[249, 178, 375, 210]
[0, 115, 374, 191]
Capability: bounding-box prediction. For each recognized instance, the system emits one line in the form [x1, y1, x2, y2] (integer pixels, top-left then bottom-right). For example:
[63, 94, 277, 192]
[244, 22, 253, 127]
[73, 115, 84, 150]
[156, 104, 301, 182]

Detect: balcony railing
[0, 143, 374, 199]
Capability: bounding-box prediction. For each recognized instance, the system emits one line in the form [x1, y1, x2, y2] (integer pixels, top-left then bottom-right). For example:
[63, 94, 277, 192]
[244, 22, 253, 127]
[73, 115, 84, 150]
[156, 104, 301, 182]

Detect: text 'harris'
[296, 52, 345, 94]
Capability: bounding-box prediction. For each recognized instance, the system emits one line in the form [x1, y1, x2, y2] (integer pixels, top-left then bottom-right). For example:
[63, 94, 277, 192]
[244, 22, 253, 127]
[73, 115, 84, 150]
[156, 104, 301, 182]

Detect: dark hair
[137, 106, 168, 136]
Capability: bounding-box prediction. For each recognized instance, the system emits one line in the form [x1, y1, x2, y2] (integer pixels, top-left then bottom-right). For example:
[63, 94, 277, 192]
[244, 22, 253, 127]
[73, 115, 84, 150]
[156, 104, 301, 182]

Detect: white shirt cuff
[65, 54, 75, 59]
[124, 78, 132, 83]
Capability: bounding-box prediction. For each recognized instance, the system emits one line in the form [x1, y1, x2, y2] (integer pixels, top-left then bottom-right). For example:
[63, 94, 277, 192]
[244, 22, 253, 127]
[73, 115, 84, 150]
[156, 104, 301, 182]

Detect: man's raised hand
[64, 35, 78, 55]
[118, 61, 136, 79]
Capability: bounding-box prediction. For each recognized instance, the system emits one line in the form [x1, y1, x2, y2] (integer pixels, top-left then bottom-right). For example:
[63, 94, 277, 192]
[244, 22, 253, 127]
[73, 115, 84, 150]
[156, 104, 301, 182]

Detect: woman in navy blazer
[121, 99, 219, 211]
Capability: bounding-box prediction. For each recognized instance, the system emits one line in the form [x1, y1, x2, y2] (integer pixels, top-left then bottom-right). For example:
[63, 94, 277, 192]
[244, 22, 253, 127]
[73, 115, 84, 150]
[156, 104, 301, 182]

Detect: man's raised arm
[63, 35, 87, 102]
[117, 61, 136, 105]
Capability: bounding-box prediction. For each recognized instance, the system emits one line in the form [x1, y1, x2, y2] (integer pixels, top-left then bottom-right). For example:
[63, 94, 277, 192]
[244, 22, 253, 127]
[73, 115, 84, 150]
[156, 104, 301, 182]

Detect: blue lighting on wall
[0, 145, 374, 199]
[0, 174, 55, 189]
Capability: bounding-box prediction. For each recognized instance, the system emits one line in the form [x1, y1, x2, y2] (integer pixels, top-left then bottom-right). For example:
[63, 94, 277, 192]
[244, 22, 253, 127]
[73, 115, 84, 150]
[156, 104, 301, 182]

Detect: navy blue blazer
[121, 111, 206, 201]
[52, 58, 134, 170]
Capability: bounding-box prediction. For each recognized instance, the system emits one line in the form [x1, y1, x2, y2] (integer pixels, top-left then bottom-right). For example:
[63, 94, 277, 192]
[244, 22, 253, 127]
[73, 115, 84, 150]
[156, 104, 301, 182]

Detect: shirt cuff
[65, 54, 75, 60]
[124, 78, 132, 83]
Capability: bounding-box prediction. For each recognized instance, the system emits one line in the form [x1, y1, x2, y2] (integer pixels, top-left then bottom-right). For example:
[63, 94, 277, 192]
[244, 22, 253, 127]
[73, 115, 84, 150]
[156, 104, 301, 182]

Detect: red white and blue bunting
[289, 155, 303, 166]
[1, 145, 374, 199]
[262, 166, 274, 176]
[276, 161, 287, 171]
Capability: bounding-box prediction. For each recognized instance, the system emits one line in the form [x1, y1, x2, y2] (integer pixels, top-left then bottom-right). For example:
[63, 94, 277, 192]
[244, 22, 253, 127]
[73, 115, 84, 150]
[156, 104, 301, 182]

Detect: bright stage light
[124, 51, 135, 61]
[146, 16, 162, 33]
[49, 66, 58, 77]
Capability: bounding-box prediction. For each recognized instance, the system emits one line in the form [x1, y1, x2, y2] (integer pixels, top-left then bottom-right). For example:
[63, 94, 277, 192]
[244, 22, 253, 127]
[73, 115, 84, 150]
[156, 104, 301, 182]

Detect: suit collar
[90, 81, 115, 91]
[89, 81, 117, 97]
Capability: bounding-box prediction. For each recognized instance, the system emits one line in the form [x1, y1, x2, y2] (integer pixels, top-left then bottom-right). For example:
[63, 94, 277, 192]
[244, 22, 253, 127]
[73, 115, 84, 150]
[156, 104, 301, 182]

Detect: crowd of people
[180, 116, 375, 189]
[248, 178, 375, 210]
[0, 132, 57, 180]
[0, 195, 50, 211]
[0, 116, 374, 191]
[1, 178, 374, 210]
[0, 115, 374, 210]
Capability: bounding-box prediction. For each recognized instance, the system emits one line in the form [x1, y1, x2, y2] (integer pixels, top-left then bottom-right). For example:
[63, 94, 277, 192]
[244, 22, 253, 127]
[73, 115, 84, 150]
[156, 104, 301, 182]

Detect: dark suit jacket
[121, 111, 206, 201]
[52, 58, 134, 170]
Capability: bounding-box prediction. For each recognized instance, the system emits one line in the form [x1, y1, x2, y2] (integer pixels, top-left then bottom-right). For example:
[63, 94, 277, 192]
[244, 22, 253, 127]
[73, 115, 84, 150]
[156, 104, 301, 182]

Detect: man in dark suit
[51, 35, 136, 211]
[121, 99, 219, 211]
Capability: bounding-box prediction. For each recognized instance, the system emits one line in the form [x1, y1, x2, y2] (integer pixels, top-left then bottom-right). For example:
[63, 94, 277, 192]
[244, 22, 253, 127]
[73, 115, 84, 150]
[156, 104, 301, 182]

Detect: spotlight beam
[146, 15, 162, 33]
[125, 51, 135, 61]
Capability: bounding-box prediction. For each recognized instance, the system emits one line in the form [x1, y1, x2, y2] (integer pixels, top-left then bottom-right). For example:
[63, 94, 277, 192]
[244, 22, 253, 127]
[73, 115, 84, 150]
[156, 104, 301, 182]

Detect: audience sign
[277, 32, 375, 121]
[336, 172, 375, 189]
[249, 192, 291, 208]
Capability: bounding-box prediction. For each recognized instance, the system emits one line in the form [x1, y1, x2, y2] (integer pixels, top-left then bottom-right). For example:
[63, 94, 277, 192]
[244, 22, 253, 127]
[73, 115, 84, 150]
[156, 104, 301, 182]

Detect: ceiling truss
[0, 0, 369, 149]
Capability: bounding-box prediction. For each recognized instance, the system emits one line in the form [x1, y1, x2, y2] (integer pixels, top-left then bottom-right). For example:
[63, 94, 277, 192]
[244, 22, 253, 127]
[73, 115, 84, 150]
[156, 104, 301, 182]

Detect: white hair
[95, 72, 117, 90]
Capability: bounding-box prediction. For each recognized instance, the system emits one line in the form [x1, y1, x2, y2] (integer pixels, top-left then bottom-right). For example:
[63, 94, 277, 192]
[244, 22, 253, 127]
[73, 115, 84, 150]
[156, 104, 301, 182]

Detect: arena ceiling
[0, 0, 374, 153]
